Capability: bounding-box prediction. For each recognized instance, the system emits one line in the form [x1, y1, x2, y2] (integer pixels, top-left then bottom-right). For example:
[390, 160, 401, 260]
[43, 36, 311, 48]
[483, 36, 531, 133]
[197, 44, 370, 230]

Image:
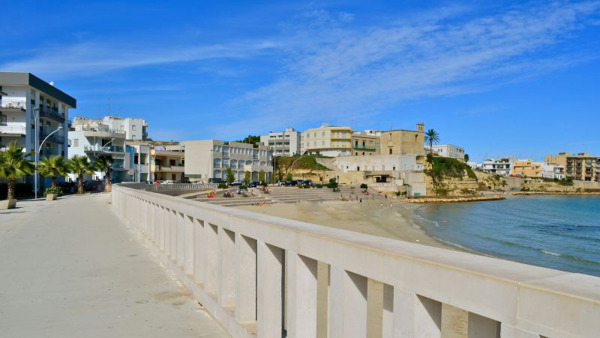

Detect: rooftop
[0, 72, 76, 108]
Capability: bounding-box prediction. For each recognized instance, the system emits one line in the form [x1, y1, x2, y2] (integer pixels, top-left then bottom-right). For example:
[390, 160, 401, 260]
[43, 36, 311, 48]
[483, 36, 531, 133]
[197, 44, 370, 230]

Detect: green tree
[259, 169, 265, 183]
[0, 141, 35, 200]
[93, 155, 113, 192]
[244, 171, 251, 185]
[68, 155, 94, 194]
[424, 129, 440, 155]
[235, 135, 261, 146]
[286, 172, 293, 182]
[226, 166, 235, 184]
[37, 155, 67, 188]
[464, 154, 470, 162]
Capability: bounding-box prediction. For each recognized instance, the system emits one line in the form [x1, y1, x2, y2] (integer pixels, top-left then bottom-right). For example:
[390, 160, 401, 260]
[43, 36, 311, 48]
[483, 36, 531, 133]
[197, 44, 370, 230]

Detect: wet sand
[237, 199, 455, 250]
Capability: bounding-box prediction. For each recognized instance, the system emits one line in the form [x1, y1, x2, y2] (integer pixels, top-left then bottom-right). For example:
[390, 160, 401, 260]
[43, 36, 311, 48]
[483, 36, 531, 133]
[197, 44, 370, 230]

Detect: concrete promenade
[0, 194, 229, 337]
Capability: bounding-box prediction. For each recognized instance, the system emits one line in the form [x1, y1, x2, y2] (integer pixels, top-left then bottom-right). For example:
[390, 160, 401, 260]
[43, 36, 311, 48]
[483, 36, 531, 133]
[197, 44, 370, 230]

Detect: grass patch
[275, 155, 330, 172]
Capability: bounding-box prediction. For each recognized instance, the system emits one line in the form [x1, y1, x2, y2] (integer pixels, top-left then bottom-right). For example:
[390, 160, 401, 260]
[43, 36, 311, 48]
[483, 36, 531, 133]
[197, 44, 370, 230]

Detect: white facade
[68, 124, 128, 183]
[1, 72, 75, 189]
[428, 144, 465, 160]
[332, 155, 421, 173]
[260, 127, 301, 157]
[72, 116, 148, 140]
[541, 164, 565, 180]
[481, 158, 515, 176]
[300, 123, 353, 157]
[184, 140, 273, 183]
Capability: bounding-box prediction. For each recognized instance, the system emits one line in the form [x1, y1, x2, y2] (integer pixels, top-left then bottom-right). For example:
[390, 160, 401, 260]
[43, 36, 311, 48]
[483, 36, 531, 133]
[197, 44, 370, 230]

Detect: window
[73, 139, 79, 147]
[132, 125, 137, 131]
[389, 149, 392, 154]
[0, 113, 6, 126]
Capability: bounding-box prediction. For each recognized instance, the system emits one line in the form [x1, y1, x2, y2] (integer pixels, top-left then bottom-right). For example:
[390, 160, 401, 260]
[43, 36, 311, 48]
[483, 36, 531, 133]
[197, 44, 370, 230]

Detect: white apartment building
[260, 127, 301, 157]
[333, 155, 422, 173]
[427, 144, 465, 160]
[71, 116, 148, 140]
[184, 140, 273, 183]
[541, 164, 565, 180]
[125, 141, 152, 183]
[68, 122, 129, 183]
[0, 72, 76, 188]
[301, 123, 353, 157]
[481, 158, 515, 176]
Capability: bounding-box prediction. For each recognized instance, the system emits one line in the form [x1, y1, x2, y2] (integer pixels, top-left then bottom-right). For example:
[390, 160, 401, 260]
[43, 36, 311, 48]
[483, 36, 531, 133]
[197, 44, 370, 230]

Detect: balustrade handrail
[111, 185, 600, 338]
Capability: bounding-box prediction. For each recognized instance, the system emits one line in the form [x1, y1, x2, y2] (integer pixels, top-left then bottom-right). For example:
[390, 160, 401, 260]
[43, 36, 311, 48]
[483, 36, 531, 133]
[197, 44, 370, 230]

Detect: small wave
[412, 214, 439, 227]
[541, 250, 561, 257]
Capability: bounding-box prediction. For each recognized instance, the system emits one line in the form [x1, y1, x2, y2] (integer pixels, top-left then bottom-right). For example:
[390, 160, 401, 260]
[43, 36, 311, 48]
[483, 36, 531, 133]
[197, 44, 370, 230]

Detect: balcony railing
[353, 145, 377, 150]
[0, 100, 26, 110]
[0, 125, 27, 135]
[38, 106, 66, 123]
[84, 145, 125, 153]
[40, 130, 65, 144]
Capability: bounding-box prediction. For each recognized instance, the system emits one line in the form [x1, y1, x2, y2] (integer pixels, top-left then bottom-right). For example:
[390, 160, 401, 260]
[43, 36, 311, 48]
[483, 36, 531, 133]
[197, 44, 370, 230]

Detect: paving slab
[0, 193, 230, 338]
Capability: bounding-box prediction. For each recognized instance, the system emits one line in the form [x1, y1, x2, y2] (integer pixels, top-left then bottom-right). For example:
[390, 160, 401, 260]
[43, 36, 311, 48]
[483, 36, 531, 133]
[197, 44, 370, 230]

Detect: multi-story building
[125, 141, 152, 183]
[351, 131, 380, 156]
[71, 116, 148, 140]
[541, 164, 565, 180]
[481, 158, 515, 176]
[511, 159, 542, 177]
[260, 127, 301, 157]
[152, 142, 185, 182]
[1, 72, 76, 189]
[565, 153, 600, 182]
[184, 140, 273, 183]
[545, 152, 570, 167]
[380, 123, 425, 156]
[68, 122, 128, 183]
[301, 123, 353, 157]
[427, 144, 465, 160]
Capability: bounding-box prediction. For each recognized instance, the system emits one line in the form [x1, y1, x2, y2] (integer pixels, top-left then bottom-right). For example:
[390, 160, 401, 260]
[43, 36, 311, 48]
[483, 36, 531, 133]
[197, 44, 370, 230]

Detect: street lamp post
[34, 125, 63, 199]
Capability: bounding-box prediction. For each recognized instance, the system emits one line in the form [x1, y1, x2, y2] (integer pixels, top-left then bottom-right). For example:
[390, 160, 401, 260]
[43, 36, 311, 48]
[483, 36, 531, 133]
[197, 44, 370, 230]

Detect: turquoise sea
[412, 196, 600, 277]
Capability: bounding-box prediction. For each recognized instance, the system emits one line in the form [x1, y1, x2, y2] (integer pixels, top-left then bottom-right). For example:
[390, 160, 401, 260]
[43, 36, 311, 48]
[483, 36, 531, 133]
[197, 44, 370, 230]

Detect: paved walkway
[0, 194, 229, 338]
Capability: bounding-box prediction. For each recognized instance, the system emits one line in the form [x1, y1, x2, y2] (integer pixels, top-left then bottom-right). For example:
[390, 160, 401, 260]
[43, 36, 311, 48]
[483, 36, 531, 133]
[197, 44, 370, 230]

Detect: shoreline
[406, 195, 506, 203]
[510, 191, 600, 196]
[236, 199, 462, 251]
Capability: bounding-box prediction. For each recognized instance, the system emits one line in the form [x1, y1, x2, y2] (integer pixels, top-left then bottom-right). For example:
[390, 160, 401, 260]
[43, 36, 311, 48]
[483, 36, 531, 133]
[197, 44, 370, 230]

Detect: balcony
[353, 145, 377, 151]
[0, 125, 26, 136]
[0, 100, 26, 111]
[38, 106, 66, 123]
[84, 145, 125, 153]
[156, 165, 184, 173]
[40, 130, 65, 144]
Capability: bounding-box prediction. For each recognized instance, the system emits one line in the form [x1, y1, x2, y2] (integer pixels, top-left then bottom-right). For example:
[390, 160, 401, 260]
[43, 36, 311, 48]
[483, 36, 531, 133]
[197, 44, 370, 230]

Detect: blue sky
[2, 0, 599, 161]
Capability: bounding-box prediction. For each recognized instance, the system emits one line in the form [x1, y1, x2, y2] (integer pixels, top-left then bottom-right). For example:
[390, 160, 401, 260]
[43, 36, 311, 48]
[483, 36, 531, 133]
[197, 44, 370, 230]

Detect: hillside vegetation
[275, 155, 330, 172]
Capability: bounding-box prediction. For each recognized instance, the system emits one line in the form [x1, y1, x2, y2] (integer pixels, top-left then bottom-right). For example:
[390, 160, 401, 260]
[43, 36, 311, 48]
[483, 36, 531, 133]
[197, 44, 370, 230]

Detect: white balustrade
[111, 185, 600, 338]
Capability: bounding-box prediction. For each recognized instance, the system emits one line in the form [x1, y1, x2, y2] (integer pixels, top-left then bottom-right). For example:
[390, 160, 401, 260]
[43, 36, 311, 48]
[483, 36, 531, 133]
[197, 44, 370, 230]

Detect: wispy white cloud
[214, 1, 600, 136]
[0, 40, 278, 77]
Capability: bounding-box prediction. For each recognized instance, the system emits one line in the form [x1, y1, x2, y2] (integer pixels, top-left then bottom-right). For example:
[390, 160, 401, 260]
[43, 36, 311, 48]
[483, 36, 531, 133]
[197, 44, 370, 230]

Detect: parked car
[249, 181, 259, 188]
[162, 180, 174, 184]
[230, 181, 243, 186]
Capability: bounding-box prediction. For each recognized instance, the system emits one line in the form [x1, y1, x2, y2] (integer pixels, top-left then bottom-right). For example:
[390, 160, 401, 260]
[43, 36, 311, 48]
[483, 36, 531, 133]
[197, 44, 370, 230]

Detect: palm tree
[37, 155, 67, 188]
[0, 141, 35, 200]
[424, 129, 440, 155]
[93, 155, 113, 192]
[68, 155, 94, 194]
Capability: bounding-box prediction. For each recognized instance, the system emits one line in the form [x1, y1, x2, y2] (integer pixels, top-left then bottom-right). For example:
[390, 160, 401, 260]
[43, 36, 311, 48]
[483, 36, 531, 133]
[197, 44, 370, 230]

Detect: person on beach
[360, 198, 362, 205]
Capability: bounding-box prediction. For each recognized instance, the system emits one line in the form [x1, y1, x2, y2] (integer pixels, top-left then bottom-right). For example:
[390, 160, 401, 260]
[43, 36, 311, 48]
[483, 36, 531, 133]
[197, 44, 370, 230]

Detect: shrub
[217, 183, 228, 189]
[44, 186, 63, 197]
[360, 183, 368, 189]
[326, 178, 338, 189]
[303, 184, 310, 189]
[315, 184, 323, 188]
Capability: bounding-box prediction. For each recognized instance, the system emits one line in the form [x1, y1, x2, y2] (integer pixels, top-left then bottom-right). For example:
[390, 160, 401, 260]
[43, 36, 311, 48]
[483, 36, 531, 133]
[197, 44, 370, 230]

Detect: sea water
[413, 196, 600, 277]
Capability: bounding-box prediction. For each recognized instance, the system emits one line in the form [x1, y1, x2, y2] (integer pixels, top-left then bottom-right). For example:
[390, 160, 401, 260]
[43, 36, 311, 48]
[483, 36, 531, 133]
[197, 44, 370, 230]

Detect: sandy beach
[237, 198, 455, 250]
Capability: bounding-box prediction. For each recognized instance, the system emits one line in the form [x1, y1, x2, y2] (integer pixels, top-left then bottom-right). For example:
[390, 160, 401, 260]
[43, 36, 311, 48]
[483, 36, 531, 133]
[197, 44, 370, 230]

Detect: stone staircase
[190, 186, 358, 207]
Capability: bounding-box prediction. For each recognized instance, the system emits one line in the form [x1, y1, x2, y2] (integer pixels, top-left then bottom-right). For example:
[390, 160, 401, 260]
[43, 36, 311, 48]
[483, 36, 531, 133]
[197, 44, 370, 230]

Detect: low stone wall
[112, 185, 600, 338]
[406, 195, 505, 203]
